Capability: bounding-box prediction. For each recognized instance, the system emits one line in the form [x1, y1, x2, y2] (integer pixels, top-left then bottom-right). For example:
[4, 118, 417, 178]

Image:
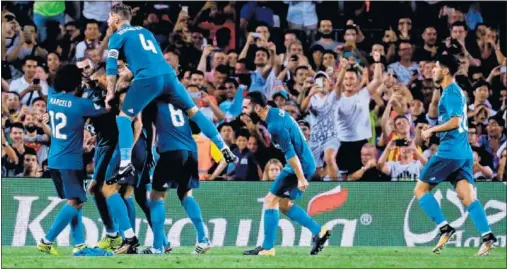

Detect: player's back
[109, 25, 172, 79]
[86, 88, 118, 147]
[437, 82, 472, 159]
[47, 90, 106, 169]
[265, 107, 315, 174]
[155, 102, 197, 153]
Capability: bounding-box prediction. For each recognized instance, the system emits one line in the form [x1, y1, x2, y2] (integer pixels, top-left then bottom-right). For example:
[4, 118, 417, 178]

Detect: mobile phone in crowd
[181, 6, 188, 13]
[501, 66, 507, 73]
[190, 91, 201, 99]
[395, 139, 409, 147]
[33, 78, 40, 85]
[251, 33, 262, 39]
[315, 78, 324, 88]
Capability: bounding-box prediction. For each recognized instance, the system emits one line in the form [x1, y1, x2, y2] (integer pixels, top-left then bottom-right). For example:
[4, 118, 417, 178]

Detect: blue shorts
[106, 137, 149, 187]
[419, 156, 474, 187]
[152, 150, 199, 192]
[92, 145, 116, 185]
[50, 169, 87, 203]
[122, 71, 195, 118]
[270, 169, 312, 200]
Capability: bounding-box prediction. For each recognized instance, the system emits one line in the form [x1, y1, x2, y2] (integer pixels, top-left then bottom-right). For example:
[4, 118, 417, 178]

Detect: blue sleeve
[106, 34, 123, 76]
[227, 86, 246, 117]
[271, 125, 296, 160]
[81, 99, 106, 117]
[446, 90, 464, 118]
[240, 2, 255, 20]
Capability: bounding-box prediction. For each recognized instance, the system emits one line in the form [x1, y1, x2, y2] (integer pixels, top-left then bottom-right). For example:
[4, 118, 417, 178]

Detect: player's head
[433, 54, 459, 84]
[245, 91, 268, 123]
[236, 128, 250, 150]
[54, 64, 83, 93]
[108, 3, 132, 31]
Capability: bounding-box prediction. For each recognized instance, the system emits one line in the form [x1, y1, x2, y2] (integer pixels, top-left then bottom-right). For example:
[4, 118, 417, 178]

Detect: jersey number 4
[49, 111, 67, 139]
[139, 34, 157, 54]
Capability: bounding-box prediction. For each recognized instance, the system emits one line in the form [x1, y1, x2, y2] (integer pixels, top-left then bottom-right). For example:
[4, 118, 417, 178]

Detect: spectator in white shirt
[9, 56, 48, 106]
[284, 1, 320, 33]
[387, 40, 419, 86]
[75, 19, 109, 61]
[377, 139, 428, 181]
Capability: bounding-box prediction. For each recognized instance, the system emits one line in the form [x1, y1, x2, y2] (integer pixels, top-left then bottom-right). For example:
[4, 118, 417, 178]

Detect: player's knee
[118, 111, 134, 120]
[67, 199, 83, 209]
[279, 199, 293, 214]
[177, 188, 191, 202]
[122, 186, 134, 199]
[264, 193, 280, 208]
[414, 182, 430, 199]
[102, 183, 119, 198]
[150, 190, 166, 201]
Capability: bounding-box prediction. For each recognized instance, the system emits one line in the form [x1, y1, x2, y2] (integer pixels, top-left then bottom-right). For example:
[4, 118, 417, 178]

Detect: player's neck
[440, 76, 454, 89]
[118, 21, 130, 28]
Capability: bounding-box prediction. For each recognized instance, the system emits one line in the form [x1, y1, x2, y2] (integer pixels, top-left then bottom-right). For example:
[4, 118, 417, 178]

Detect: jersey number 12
[139, 33, 157, 54]
[49, 111, 67, 139]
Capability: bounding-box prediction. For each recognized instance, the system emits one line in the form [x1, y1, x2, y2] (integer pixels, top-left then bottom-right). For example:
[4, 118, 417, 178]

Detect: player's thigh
[419, 156, 461, 184]
[448, 158, 475, 188]
[60, 169, 87, 203]
[163, 73, 195, 111]
[93, 145, 115, 184]
[269, 169, 300, 200]
[122, 76, 165, 118]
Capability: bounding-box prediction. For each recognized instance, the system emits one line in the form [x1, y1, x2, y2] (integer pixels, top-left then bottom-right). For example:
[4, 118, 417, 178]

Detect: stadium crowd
[1, 1, 506, 182]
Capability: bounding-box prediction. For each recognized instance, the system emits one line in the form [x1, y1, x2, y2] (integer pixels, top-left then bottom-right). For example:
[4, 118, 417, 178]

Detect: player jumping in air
[417, 54, 497, 256]
[242, 92, 330, 256]
[104, 4, 235, 181]
[139, 101, 212, 255]
[37, 65, 107, 255]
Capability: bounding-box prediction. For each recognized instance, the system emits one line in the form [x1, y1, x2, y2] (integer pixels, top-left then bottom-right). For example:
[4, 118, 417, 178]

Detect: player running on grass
[104, 4, 235, 182]
[37, 65, 107, 255]
[242, 92, 330, 256]
[417, 53, 497, 256]
[139, 100, 212, 255]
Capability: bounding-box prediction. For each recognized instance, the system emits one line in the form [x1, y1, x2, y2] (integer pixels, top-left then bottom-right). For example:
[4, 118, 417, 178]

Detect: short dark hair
[489, 115, 505, 127]
[394, 115, 409, 125]
[236, 128, 250, 140]
[23, 56, 39, 66]
[224, 78, 239, 88]
[344, 25, 357, 34]
[255, 47, 270, 59]
[323, 50, 337, 58]
[246, 91, 268, 107]
[24, 147, 37, 157]
[110, 3, 132, 21]
[64, 21, 78, 28]
[437, 54, 459, 76]
[54, 64, 82, 93]
[32, 97, 46, 105]
[218, 122, 234, 132]
[215, 64, 229, 75]
[472, 79, 491, 91]
[319, 19, 332, 28]
[295, 65, 309, 74]
[451, 21, 468, 31]
[8, 91, 21, 99]
[85, 19, 100, 28]
[190, 70, 204, 78]
[187, 84, 201, 91]
[10, 122, 24, 132]
[24, 21, 37, 33]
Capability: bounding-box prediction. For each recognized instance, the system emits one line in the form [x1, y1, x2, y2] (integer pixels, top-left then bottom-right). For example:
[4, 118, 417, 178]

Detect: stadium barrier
[1, 179, 505, 248]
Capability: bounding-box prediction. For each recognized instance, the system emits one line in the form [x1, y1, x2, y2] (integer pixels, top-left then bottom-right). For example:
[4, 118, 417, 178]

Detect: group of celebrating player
[37, 4, 496, 257]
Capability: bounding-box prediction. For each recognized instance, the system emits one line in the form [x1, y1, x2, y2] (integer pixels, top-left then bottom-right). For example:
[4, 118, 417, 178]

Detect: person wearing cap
[300, 71, 340, 181]
[272, 90, 289, 108]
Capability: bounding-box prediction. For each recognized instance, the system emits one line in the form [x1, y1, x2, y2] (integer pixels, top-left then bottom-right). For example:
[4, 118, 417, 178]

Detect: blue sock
[46, 204, 78, 242]
[467, 200, 491, 235]
[116, 116, 133, 163]
[124, 197, 136, 232]
[106, 193, 133, 234]
[70, 208, 85, 246]
[93, 194, 116, 234]
[287, 205, 321, 236]
[150, 200, 166, 250]
[190, 110, 225, 149]
[261, 209, 279, 250]
[183, 197, 208, 243]
[418, 193, 446, 225]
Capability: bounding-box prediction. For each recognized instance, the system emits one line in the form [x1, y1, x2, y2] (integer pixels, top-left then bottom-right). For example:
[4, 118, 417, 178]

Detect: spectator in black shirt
[414, 26, 439, 62]
[2, 122, 26, 176]
[348, 143, 390, 181]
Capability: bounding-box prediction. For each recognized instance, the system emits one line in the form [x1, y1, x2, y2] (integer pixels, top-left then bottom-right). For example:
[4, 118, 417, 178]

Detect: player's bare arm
[422, 116, 461, 140]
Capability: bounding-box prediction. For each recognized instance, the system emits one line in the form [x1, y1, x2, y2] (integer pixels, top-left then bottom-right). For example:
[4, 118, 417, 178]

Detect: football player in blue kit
[242, 92, 330, 256]
[104, 4, 235, 183]
[37, 65, 107, 255]
[417, 54, 497, 256]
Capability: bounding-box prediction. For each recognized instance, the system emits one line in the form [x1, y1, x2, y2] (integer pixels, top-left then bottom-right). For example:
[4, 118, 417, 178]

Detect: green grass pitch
[2, 246, 506, 268]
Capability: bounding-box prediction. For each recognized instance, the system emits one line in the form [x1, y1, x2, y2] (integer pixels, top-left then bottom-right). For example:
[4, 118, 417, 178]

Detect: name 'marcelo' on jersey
[47, 89, 106, 170]
[435, 82, 473, 159]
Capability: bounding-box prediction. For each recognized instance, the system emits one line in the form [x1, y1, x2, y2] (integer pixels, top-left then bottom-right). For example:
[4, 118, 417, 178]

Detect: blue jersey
[106, 24, 172, 79]
[436, 82, 472, 159]
[264, 107, 316, 175]
[47, 90, 106, 170]
[155, 102, 197, 153]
